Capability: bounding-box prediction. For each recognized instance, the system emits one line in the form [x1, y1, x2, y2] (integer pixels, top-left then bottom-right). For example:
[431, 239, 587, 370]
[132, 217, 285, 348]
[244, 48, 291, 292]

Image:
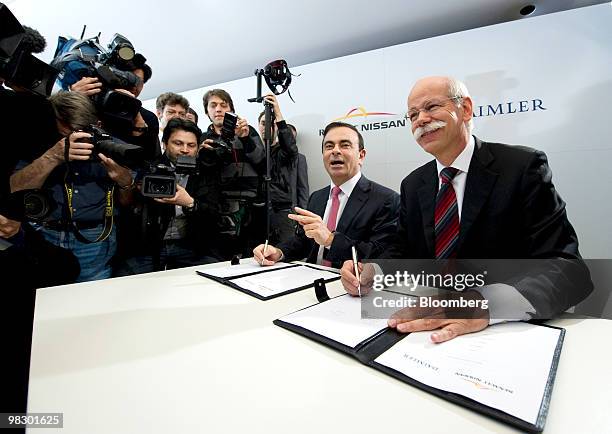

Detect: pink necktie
[322, 186, 342, 267]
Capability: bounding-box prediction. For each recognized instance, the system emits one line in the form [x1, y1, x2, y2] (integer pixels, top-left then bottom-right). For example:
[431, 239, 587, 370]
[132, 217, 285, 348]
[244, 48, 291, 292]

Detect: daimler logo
[318, 99, 547, 135]
[472, 99, 547, 117]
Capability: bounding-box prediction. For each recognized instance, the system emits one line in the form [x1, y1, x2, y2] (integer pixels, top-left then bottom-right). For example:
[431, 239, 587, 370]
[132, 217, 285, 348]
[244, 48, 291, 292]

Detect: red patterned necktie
[435, 167, 460, 259]
[322, 186, 342, 266]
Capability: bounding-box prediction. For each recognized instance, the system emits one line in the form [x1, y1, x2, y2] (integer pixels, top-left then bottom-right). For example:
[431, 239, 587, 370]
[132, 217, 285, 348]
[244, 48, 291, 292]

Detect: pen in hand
[351, 245, 361, 297]
[261, 239, 269, 266]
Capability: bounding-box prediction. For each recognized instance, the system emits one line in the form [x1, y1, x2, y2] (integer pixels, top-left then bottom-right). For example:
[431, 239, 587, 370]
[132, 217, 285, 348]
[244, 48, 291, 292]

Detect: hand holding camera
[153, 184, 194, 207]
[46, 131, 94, 163]
[98, 153, 132, 188]
[70, 77, 103, 96]
[235, 117, 250, 138]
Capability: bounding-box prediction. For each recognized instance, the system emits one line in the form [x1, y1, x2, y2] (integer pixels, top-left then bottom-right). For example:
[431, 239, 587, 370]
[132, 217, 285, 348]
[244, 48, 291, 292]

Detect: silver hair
[446, 77, 474, 133]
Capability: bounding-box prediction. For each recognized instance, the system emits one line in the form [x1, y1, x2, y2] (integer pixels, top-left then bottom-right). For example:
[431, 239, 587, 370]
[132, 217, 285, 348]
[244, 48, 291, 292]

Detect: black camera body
[141, 155, 198, 198]
[208, 112, 238, 152]
[84, 124, 144, 168]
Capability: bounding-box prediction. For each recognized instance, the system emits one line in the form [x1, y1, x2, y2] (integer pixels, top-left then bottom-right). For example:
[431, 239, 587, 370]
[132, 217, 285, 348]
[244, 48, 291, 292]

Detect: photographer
[70, 61, 161, 162]
[256, 94, 300, 244]
[114, 118, 218, 274]
[155, 92, 189, 152]
[199, 88, 265, 259]
[9, 91, 134, 282]
[0, 12, 81, 418]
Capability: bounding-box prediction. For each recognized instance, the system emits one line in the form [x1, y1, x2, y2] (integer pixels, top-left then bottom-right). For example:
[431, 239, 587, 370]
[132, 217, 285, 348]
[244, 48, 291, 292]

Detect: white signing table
[27, 262, 611, 433]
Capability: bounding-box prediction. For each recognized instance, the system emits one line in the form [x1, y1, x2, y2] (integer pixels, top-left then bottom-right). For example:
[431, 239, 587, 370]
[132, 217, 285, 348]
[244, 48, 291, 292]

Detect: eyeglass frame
[405, 96, 464, 123]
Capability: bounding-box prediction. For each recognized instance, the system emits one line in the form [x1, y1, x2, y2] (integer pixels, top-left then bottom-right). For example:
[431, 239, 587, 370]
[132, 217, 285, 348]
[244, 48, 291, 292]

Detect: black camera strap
[61, 153, 115, 244]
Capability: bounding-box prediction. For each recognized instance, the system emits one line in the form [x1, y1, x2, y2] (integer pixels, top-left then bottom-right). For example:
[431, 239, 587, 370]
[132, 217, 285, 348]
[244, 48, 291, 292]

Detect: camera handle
[249, 69, 275, 243]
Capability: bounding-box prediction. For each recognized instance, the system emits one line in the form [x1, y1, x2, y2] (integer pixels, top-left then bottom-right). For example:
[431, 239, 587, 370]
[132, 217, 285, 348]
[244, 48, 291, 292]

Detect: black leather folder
[196, 264, 340, 301]
[274, 295, 564, 432]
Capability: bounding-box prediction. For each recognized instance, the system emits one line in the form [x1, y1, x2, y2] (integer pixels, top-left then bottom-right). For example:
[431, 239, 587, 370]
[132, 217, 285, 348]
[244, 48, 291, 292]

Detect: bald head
[407, 76, 474, 166]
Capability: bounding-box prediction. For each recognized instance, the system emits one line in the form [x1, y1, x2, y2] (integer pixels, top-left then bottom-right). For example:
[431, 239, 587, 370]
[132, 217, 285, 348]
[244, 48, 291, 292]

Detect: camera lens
[117, 46, 135, 61]
[23, 191, 52, 221]
[152, 183, 169, 194]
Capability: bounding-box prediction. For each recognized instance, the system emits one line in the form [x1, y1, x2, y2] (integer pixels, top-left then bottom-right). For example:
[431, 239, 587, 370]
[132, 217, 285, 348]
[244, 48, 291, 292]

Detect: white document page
[197, 259, 294, 279]
[231, 266, 339, 298]
[279, 294, 389, 348]
[374, 322, 561, 424]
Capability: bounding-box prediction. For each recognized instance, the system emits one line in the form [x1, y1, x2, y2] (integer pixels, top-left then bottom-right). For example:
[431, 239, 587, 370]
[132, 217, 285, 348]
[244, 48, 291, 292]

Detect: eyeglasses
[405, 97, 463, 123]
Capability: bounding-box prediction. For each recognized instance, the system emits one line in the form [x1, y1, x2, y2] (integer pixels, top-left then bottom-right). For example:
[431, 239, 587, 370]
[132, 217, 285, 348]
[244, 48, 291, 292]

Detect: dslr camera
[83, 125, 144, 168]
[0, 189, 56, 223]
[51, 33, 145, 130]
[141, 155, 198, 198]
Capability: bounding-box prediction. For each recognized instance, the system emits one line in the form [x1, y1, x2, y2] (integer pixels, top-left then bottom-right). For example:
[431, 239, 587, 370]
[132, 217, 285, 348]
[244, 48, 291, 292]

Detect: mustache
[413, 120, 447, 141]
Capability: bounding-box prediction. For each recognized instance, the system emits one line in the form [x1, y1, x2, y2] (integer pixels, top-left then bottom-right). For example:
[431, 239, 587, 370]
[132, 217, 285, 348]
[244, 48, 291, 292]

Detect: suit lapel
[335, 175, 369, 234]
[306, 186, 330, 263]
[311, 186, 329, 218]
[417, 163, 438, 257]
[458, 138, 498, 251]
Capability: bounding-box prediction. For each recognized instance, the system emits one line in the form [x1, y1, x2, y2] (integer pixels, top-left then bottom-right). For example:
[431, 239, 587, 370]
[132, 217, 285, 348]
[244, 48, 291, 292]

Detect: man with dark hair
[114, 118, 216, 274]
[10, 91, 134, 282]
[186, 107, 199, 125]
[199, 88, 265, 259]
[156, 92, 189, 151]
[341, 76, 593, 343]
[256, 94, 301, 244]
[254, 121, 399, 267]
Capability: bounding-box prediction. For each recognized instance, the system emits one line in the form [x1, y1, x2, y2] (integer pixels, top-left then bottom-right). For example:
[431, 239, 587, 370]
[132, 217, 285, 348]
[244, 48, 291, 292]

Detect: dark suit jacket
[384, 137, 592, 318]
[278, 174, 400, 267]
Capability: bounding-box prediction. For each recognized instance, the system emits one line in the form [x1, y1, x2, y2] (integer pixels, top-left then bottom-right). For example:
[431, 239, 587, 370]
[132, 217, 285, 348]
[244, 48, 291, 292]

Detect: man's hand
[340, 260, 375, 296]
[288, 207, 333, 246]
[70, 77, 102, 96]
[0, 214, 21, 239]
[263, 94, 284, 122]
[98, 153, 132, 187]
[154, 185, 194, 207]
[253, 244, 283, 266]
[200, 139, 216, 150]
[45, 131, 94, 163]
[388, 290, 489, 343]
[235, 117, 250, 138]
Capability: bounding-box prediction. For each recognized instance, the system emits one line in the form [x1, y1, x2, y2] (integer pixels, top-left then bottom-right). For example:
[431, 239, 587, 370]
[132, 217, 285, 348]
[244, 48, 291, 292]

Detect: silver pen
[351, 245, 361, 297]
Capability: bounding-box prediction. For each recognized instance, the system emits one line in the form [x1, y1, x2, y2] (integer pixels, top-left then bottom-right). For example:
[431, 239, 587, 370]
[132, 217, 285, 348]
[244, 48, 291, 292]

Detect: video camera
[82, 124, 144, 168]
[0, 3, 58, 96]
[141, 155, 198, 198]
[50, 32, 145, 130]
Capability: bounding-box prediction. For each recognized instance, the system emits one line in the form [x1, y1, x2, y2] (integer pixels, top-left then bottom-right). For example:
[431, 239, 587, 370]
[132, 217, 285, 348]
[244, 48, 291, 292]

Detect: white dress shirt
[316, 172, 362, 264]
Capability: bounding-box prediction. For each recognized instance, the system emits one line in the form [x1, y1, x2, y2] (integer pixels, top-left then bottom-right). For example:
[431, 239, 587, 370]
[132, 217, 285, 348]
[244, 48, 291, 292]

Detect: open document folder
[196, 260, 340, 300]
[274, 294, 564, 433]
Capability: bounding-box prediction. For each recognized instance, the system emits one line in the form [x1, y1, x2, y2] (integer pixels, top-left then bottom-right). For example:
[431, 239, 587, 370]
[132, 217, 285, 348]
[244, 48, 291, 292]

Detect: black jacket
[200, 124, 265, 200]
[267, 120, 299, 208]
[278, 175, 400, 267]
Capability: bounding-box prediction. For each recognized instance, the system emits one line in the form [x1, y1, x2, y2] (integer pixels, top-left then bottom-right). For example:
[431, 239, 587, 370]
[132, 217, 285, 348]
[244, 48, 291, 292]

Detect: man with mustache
[341, 76, 592, 342]
[253, 121, 400, 267]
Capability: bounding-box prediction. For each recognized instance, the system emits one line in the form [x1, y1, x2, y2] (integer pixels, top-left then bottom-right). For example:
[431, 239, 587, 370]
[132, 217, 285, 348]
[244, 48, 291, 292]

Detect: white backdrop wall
[144, 4, 612, 258]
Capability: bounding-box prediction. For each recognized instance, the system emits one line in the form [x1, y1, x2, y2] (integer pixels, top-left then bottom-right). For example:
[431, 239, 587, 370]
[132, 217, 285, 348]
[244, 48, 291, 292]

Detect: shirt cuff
[475, 283, 536, 325]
